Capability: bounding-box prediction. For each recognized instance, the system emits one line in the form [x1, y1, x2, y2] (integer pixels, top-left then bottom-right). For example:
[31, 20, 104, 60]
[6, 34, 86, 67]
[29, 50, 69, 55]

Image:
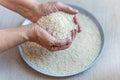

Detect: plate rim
[18, 4, 105, 77]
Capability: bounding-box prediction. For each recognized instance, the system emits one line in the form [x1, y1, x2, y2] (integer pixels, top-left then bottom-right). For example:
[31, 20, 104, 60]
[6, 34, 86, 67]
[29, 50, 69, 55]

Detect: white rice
[22, 12, 101, 75]
[37, 12, 76, 39]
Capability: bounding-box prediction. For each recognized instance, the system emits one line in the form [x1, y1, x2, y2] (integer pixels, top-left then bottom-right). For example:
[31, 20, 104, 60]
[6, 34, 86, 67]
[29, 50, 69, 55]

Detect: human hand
[0, 0, 81, 51]
[27, 23, 77, 51]
[0, 0, 81, 33]
[38, 2, 81, 33]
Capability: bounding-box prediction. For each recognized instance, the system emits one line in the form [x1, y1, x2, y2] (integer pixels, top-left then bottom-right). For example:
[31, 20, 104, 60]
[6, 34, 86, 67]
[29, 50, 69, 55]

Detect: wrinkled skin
[0, 0, 81, 51]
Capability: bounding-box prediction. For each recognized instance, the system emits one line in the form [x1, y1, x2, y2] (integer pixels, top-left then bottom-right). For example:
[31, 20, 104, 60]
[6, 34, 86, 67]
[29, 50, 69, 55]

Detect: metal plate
[18, 4, 104, 77]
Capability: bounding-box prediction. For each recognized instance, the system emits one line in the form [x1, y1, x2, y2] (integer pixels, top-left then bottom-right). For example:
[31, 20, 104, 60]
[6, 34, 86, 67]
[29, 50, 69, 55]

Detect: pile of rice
[22, 12, 101, 75]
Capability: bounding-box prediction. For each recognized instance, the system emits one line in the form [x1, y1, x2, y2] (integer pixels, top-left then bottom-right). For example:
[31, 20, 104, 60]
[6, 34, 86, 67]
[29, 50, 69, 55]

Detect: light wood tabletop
[0, 0, 120, 80]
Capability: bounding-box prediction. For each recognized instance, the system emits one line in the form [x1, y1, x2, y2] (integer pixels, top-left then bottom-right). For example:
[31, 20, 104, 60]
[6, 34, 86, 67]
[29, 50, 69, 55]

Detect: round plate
[18, 4, 104, 77]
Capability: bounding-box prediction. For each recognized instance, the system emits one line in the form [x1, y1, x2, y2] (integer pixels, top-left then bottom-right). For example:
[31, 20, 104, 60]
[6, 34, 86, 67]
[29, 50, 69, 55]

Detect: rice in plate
[19, 5, 104, 77]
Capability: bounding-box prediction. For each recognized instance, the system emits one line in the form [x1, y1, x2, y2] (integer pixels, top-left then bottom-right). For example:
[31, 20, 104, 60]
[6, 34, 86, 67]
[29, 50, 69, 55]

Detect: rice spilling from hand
[22, 12, 101, 75]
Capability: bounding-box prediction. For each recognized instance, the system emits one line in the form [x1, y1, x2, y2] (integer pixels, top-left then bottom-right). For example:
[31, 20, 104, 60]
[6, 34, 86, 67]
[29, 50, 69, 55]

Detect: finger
[74, 29, 77, 39]
[74, 29, 77, 37]
[58, 43, 71, 50]
[54, 38, 72, 47]
[51, 43, 71, 51]
[73, 15, 78, 24]
[58, 3, 78, 14]
[49, 47, 58, 52]
[71, 30, 74, 40]
[73, 15, 81, 33]
[77, 24, 81, 33]
[71, 29, 75, 40]
[50, 46, 59, 51]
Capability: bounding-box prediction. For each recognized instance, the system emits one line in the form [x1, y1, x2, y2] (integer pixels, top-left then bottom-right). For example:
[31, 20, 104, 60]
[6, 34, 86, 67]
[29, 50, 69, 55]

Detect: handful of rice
[37, 11, 76, 39]
[22, 11, 101, 75]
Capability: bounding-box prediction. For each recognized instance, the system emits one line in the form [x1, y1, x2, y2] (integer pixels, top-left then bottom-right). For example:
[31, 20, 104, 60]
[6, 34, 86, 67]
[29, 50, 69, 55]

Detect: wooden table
[0, 0, 120, 80]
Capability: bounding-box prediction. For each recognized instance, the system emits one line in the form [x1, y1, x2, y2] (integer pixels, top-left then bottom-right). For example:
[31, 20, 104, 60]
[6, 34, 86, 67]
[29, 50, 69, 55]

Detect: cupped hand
[1, 0, 81, 51]
[35, 2, 78, 21]
[1, 0, 81, 32]
[27, 23, 77, 51]
[37, 2, 81, 33]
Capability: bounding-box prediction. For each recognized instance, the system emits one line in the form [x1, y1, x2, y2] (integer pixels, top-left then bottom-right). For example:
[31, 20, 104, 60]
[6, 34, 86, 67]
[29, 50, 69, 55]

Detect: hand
[38, 2, 81, 33]
[1, 0, 81, 51]
[1, 0, 77, 21]
[36, 2, 78, 20]
[0, 0, 81, 33]
[27, 23, 76, 51]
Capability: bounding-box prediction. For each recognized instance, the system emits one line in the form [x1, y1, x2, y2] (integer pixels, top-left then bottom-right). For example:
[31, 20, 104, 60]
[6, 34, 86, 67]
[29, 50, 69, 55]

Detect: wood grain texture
[0, 0, 120, 80]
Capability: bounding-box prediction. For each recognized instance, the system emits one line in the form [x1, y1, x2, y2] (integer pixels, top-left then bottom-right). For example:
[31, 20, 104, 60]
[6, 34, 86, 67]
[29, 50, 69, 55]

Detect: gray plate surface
[18, 4, 104, 77]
